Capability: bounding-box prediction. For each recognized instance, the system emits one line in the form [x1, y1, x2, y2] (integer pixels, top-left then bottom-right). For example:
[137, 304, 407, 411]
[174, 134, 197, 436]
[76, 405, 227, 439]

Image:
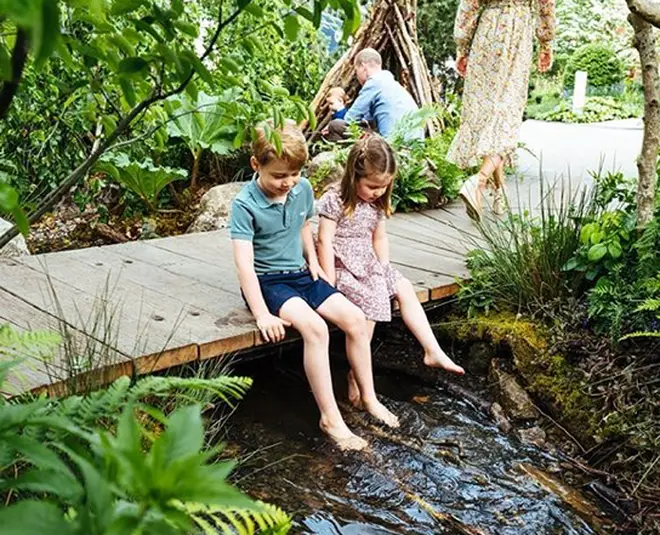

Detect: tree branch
[0, 28, 28, 119]
[0, 2, 253, 249]
[626, 0, 660, 28]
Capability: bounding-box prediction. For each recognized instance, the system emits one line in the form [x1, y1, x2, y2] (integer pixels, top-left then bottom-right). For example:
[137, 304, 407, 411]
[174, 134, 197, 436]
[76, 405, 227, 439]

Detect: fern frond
[182, 501, 292, 535]
[0, 325, 61, 361]
[635, 298, 660, 313]
[128, 375, 253, 407]
[619, 330, 660, 341]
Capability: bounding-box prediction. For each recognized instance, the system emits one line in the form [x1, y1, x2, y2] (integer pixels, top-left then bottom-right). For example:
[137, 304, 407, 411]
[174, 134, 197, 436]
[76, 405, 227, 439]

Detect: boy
[326, 87, 348, 120]
[230, 122, 398, 451]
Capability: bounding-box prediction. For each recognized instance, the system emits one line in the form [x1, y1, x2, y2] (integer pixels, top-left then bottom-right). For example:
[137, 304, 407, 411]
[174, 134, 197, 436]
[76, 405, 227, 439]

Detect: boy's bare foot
[362, 398, 400, 428]
[347, 370, 362, 408]
[424, 350, 465, 375]
[320, 418, 368, 451]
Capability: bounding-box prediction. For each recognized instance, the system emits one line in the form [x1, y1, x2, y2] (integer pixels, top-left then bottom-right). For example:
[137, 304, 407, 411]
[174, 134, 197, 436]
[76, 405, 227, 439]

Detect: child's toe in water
[363, 399, 400, 428]
[320, 419, 368, 451]
[424, 350, 465, 375]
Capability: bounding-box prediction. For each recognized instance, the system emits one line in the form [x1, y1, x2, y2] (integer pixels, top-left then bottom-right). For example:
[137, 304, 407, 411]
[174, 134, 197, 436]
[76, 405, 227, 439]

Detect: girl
[317, 136, 464, 411]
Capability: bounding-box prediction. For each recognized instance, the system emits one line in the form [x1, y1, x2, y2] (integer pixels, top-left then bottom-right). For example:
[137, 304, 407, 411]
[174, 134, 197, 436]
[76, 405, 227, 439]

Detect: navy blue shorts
[256, 269, 339, 316]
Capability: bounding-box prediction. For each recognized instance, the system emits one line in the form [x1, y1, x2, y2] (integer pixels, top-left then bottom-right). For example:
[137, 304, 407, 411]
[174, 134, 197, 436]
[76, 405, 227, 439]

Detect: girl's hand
[255, 313, 291, 343]
[309, 262, 334, 286]
[456, 54, 468, 78]
[538, 46, 553, 73]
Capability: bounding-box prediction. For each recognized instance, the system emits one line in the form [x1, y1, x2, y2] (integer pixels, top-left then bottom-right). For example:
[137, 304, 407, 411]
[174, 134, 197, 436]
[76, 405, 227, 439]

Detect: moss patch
[439, 312, 600, 445]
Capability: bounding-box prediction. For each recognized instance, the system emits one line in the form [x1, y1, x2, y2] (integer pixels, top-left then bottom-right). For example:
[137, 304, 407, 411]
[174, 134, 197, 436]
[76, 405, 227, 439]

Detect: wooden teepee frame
[307, 0, 443, 140]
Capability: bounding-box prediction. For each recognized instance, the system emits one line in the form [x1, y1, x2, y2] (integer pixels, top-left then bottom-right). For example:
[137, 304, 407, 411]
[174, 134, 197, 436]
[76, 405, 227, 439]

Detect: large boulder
[489, 359, 539, 421]
[306, 151, 344, 193]
[0, 218, 30, 258]
[187, 181, 247, 234]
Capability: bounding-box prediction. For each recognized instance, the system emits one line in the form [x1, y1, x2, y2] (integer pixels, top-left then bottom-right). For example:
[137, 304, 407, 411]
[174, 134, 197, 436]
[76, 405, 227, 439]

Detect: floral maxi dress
[317, 187, 402, 322]
[447, 0, 556, 169]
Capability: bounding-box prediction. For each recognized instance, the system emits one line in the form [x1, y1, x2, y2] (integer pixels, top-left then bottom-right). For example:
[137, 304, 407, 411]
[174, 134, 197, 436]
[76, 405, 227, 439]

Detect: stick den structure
[308, 0, 443, 140]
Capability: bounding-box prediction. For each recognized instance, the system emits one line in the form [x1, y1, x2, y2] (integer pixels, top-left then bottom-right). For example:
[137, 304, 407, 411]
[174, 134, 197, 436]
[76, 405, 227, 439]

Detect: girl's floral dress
[447, 0, 556, 168]
[317, 187, 402, 322]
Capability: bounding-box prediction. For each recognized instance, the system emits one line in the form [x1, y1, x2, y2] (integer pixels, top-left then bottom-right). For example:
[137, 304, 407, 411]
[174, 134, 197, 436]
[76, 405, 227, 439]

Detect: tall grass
[460, 175, 602, 316]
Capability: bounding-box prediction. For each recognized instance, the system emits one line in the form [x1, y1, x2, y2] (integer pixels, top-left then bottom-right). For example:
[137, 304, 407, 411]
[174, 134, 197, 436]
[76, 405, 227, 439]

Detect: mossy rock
[440, 311, 600, 445]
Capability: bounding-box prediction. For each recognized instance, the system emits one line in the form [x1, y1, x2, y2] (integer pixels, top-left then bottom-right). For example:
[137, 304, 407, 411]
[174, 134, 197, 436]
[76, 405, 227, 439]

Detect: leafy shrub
[460, 180, 600, 316]
[564, 172, 660, 338]
[563, 43, 625, 93]
[538, 96, 638, 123]
[0, 345, 292, 535]
[417, 0, 461, 76]
[96, 153, 187, 212]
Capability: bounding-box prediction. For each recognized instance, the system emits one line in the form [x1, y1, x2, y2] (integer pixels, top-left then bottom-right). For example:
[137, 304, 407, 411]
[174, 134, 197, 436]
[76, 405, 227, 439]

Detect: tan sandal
[459, 172, 488, 221]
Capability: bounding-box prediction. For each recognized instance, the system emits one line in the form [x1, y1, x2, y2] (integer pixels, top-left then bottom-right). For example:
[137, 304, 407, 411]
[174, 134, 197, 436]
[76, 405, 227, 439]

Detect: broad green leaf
[0, 501, 74, 535]
[175, 21, 199, 38]
[2, 468, 83, 502]
[33, 0, 61, 69]
[587, 243, 607, 262]
[295, 7, 315, 21]
[119, 56, 148, 74]
[608, 241, 622, 259]
[0, 182, 19, 210]
[119, 77, 137, 106]
[245, 3, 264, 16]
[283, 15, 300, 41]
[111, 0, 145, 15]
[159, 405, 204, 466]
[182, 51, 213, 86]
[0, 44, 11, 81]
[109, 34, 135, 56]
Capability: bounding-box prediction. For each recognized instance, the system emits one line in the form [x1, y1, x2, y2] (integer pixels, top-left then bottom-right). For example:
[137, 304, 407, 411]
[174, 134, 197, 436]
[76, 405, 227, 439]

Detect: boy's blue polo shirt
[230, 177, 314, 274]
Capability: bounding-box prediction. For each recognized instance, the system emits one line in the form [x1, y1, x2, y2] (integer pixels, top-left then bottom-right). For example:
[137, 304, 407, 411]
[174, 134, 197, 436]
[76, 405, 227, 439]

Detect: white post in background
[573, 70, 588, 115]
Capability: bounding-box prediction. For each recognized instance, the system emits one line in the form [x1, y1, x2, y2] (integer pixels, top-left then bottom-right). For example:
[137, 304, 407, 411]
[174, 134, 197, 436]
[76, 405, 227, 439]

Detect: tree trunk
[629, 13, 659, 227]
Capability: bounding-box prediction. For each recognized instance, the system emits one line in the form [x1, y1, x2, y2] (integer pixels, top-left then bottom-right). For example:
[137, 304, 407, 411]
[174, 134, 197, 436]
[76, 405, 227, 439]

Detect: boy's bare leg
[318, 295, 399, 428]
[279, 297, 367, 451]
[394, 278, 465, 375]
[347, 320, 375, 407]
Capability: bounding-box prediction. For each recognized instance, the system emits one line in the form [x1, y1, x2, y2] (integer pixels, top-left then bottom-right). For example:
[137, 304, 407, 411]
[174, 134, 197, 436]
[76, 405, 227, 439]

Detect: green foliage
[460, 180, 600, 316]
[554, 0, 632, 58]
[0, 0, 360, 230]
[0, 183, 28, 234]
[96, 153, 187, 212]
[417, 0, 461, 75]
[536, 96, 639, 123]
[0, 330, 290, 535]
[563, 43, 625, 93]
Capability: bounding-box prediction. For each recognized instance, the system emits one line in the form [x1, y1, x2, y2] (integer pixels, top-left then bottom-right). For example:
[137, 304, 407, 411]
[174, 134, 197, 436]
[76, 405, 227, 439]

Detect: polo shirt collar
[249, 174, 302, 208]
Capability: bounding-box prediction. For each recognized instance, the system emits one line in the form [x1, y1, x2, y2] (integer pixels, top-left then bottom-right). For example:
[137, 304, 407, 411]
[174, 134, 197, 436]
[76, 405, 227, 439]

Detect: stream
[222, 335, 613, 535]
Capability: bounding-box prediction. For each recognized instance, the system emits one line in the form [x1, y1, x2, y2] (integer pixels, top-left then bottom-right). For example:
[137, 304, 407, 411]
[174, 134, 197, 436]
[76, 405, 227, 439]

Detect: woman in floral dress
[448, 0, 556, 219]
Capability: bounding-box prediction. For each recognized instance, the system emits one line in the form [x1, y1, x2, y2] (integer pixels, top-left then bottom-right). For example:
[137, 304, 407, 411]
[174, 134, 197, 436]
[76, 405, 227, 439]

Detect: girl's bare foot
[347, 370, 362, 408]
[362, 398, 400, 428]
[320, 418, 368, 451]
[424, 350, 465, 375]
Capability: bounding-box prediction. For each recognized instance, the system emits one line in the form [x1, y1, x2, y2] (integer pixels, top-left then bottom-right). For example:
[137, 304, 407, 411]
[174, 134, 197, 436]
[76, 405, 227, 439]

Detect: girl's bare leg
[279, 297, 367, 451]
[318, 295, 399, 428]
[395, 278, 465, 375]
[347, 320, 376, 407]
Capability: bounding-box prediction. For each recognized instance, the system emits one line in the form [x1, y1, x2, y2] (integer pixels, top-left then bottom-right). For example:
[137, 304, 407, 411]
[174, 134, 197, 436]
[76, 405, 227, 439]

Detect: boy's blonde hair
[327, 87, 347, 104]
[340, 135, 396, 218]
[252, 121, 308, 170]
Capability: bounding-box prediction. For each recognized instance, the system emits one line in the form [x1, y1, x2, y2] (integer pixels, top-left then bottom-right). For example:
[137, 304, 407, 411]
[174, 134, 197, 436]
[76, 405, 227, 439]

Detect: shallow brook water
[222, 340, 612, 535]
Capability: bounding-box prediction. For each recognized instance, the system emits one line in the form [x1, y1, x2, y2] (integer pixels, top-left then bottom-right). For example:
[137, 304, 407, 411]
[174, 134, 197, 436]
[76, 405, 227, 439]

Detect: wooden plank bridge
[0, 207, 480, 396]
[0, 119, 643, 396]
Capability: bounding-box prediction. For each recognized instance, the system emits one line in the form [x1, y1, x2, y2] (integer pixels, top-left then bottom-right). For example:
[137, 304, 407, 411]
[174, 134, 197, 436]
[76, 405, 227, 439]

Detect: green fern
[635, 298, 660, 314]
[181, 500, 292, 535]
[619, 330, 660, 341]
[0, 324, 61, 361]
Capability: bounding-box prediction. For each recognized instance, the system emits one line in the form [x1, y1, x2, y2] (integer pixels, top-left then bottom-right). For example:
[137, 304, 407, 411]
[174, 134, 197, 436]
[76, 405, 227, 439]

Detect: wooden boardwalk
[2, 119, 641, 396]
[0, 207, 481, 396]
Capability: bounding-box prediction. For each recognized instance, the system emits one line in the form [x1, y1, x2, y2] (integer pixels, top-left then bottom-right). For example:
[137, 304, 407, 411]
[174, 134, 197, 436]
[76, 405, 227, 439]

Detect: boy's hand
[309, 262, 333, 286]
[256, 313, 291, 343]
